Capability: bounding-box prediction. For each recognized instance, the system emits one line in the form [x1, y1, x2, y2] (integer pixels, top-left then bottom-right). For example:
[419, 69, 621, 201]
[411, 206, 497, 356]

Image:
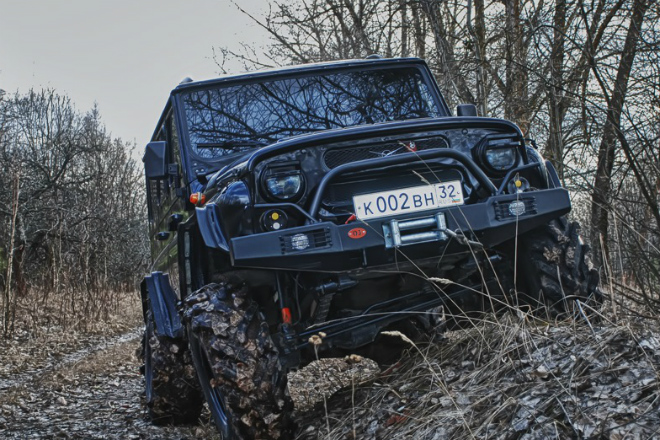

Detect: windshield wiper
[197, 139, 267, 149]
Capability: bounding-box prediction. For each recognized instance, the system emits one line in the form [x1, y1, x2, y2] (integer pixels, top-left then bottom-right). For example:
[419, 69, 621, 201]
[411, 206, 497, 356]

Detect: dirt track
[0, 328, 220, 440]
[0, 324, 371, 440]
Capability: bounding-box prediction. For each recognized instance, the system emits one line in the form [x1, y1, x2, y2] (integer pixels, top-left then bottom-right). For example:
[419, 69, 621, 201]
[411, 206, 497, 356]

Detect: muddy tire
[518, 218, 603, 318]
[183, 283, 292, 439]
[141, 310, 203, 424]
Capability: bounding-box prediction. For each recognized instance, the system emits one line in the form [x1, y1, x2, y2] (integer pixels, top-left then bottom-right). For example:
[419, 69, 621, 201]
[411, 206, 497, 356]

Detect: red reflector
[281, 307, 292, 325]
[348, 227, 367, 239]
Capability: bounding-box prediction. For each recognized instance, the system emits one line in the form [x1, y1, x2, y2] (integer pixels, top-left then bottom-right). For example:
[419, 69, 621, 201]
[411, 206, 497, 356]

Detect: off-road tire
[140, 309, 203, 424]
[183, 282, 292, 439]
[518, 217, 603, 318]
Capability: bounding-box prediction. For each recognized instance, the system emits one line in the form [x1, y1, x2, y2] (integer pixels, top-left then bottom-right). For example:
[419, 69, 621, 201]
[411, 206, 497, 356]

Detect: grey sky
[0, 0, 269, 148]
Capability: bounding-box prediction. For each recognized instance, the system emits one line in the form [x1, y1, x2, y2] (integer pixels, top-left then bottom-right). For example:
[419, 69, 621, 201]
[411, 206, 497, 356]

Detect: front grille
[323, 136, 449, 169]
[280, 228, 332, 253]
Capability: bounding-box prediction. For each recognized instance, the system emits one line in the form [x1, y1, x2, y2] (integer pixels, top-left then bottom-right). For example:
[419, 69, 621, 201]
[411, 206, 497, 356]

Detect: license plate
[353, 181, 464, 221]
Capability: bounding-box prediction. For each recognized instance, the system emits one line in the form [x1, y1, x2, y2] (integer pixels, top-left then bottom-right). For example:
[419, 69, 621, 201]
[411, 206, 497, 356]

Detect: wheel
[140, 309, 203, 424]
[182, 283, 292, 439]
[517, 218, 603, 318]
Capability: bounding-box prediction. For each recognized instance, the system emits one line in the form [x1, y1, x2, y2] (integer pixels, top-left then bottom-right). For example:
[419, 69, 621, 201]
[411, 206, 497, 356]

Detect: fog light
[291, 233, 310, 250]
[509, 200, 526, 216]
[190, 192, 206, 205]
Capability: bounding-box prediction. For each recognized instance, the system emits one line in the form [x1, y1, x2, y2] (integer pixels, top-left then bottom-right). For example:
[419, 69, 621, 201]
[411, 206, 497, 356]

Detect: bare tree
[589, 0, 653, 268]
[0, 89, 147, 335]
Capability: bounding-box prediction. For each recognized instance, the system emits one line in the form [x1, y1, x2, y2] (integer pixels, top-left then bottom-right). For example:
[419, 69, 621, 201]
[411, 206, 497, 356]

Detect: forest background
[1, 0, 660, 335]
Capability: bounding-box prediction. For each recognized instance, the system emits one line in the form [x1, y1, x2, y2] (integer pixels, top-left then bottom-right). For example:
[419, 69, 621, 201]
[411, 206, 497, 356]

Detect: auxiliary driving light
[507, 177, 530, 194]
[508, 200, 526, 216]
[290, 233, 310, 251]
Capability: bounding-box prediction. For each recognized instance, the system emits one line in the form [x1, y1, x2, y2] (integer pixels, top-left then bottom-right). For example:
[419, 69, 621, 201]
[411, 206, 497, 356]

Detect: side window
[168, 114, 183, 194]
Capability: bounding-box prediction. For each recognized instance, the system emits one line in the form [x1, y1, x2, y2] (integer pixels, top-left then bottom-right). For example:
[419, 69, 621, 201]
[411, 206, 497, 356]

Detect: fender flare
[140, 272, 183, 338]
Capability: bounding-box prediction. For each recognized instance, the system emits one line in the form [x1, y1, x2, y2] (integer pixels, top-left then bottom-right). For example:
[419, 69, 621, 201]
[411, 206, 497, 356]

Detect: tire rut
[0, 327, 142, 392]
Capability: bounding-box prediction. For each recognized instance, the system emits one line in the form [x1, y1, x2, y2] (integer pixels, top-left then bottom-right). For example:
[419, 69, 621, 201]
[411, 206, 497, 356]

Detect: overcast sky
[0, 0, 269, 148]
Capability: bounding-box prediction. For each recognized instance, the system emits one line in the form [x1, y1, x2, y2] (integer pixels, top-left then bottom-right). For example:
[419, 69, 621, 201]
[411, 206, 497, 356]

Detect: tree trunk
[399, 0, 409, 57]
[472, 0, 488, 116]
[589, 0, 651, 269]
[504, 0, 529, 132]
[420, 0, 475, 106]
[3, 167, 20, 337]
[546, 0, 567, 178]
[410, 1, 426, 59]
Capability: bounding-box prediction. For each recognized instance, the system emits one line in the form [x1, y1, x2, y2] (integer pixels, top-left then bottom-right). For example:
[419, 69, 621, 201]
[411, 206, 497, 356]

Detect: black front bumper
[229, 188, 571, 272]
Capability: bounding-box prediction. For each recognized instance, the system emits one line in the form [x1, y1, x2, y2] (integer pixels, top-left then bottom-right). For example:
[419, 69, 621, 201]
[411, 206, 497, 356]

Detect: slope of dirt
[294, 314, 660, 439]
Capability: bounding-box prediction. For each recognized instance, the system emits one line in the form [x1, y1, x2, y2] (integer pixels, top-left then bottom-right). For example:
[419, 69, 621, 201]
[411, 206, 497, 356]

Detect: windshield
[182, 67, 444, 160]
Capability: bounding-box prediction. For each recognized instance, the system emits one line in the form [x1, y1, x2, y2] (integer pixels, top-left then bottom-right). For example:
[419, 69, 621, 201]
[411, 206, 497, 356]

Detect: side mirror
[143, 141, 167, 179]
[457, 104, 478, 117]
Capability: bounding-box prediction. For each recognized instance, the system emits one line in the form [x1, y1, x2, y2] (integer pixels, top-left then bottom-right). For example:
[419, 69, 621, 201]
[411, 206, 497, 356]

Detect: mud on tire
[518, 218, 603, 318]
[140, 310, 203, 424]
[183, 283, 292, 439]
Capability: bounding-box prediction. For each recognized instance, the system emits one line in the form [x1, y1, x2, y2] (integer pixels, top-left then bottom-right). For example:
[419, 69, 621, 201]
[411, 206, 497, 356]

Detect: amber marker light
[190, 192, 207, 205]
[261, 209, 288, 231]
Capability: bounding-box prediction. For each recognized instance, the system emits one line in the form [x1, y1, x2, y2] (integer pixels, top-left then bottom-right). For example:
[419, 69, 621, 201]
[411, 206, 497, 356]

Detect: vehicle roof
[171, 57, 429, 94]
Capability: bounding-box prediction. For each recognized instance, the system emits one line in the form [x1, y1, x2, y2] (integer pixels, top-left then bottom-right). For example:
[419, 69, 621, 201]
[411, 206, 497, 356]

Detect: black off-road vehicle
[139, 57, 601, 439]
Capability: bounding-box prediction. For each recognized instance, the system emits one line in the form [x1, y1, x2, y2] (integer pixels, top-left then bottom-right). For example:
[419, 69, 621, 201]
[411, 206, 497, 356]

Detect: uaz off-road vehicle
[139, 57, 602, 438]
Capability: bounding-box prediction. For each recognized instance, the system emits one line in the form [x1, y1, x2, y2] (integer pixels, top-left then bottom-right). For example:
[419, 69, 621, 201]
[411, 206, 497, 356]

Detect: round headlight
[262, 167, 305, 201]
[485, 147, 517, 172]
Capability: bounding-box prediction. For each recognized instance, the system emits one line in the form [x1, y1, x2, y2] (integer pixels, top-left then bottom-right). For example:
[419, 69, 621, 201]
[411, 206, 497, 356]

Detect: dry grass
[6, 288, 143, 336]
[294, 302, 660, 439]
